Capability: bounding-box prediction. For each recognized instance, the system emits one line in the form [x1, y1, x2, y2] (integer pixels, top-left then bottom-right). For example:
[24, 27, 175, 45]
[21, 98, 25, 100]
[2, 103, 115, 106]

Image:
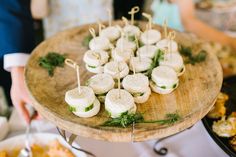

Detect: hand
[10, 67, 39, 123]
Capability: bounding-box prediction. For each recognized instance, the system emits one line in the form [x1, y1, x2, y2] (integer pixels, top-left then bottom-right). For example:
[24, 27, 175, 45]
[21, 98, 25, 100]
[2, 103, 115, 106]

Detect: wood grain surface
[25, 21, 223, 142]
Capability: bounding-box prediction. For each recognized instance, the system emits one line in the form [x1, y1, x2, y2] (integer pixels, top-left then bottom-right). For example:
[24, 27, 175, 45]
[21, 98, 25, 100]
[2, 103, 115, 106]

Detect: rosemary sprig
[39, 52, 65, 76]
[101, 112, 181, 128]
[179, 45, 207, 65]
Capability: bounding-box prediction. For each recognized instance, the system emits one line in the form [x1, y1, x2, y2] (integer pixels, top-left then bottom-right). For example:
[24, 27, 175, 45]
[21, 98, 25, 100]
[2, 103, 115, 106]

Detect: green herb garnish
[132, 92, 145, 97]
[144, 49, 164, 78]
[39, 52, 65, 76]
[87, 65, 97, 68]
[102, 112, 181, 128]
[85, 104, 94, 112]
[82, 34, 93, 47]
[68, 106, 76, 112]
[179, 45, 207, 65]
[128, 35, 135, 42]
[172, 83, 177, 89]
[160, 86, 166, 89]
[102, 111, 144, 128]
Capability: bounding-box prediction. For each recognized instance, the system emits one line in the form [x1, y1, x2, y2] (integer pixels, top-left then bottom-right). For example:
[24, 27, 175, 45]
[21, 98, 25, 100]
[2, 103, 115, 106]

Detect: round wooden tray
[25, 21, 223, 142]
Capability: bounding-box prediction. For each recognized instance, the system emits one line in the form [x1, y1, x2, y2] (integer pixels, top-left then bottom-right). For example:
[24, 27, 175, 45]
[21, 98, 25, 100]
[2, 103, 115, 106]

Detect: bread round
[65, 86, 95, 109]
[151, 66, 179, 87]
[72, 98, 100, 118]
[150, 80, 178, 94]
[104, 61, 129, 79]
[116, 38, 136, 52]
[156, 39, 178, 52]
[137, 45, 158, 58]
[123, 25, 141, 37]
[85, 64, 104, 73]
[129, 57, 152, 73]
[105, 89, 136, 118]
[112, 47, 133, 63]
[122, 73, 149, 93]
[134, 87, 151, 103]
[83, 50, 109, 66]
[87, 73, 115, 94]
[100, 26, 120, 42]
[159, 52, 185, 76]
[89, 36, 111, 51]
[140, 29, 161, 45]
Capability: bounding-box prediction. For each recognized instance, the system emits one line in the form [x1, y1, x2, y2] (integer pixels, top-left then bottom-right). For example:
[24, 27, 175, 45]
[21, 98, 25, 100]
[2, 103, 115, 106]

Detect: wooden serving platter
[25, 21, 223, 142]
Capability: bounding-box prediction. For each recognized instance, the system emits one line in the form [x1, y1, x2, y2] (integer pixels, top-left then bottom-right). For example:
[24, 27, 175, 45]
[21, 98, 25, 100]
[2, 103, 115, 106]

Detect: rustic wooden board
[25, 21, 223, 142]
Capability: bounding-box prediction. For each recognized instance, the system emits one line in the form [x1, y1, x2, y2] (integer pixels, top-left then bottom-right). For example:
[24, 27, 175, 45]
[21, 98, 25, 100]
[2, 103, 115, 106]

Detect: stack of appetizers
[65, 8, 186, 119]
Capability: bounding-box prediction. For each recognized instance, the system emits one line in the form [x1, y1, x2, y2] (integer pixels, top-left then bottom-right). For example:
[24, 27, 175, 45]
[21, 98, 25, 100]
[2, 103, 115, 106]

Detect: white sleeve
[3, 53, 30, 72]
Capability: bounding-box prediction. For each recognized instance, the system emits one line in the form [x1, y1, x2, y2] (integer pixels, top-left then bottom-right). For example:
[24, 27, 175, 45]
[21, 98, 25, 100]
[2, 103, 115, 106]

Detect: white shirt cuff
[3, 53, 30, 72]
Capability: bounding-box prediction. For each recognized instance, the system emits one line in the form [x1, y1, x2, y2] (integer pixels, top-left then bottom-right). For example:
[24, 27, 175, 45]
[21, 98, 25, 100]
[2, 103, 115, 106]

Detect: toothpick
[65, 59, 81, 94]
[117, 62, 121, 98]
[134, 35, 141, 62]
[131, 57, 136, 75]
[107, 8, 112, 27]
[89, 28, 96, 38]
[163, 19, 168, 39]
[142, 13, 152, 30]
[97, 20, 105, 36]
[168, 31, 176, 57]
[128, 6, 140, 25]
[122, 16, 129, 26]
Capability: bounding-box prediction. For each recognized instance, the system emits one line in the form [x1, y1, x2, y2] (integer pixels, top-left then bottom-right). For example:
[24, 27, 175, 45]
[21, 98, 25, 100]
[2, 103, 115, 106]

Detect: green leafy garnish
[179, 45, 207, 65]
[102, 111, 144, 128]
[143, 113, 181, 125]
[68, 106, 76, 112]
[82, 34, 93, 47]
[39, 52, 65, 76]
[128, 35, 135, 42]
[102, 112, 181, 128]
[160, 86, 166, 89]
[172, 83, 177, 89]
[87, 65, 97, 68]
[144, 49, 164, 78]
[85, 104, 94, 112]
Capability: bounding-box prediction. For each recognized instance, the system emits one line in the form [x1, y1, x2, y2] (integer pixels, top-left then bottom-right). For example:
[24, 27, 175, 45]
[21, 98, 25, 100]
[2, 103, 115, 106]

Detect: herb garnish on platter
[102, 112, 181, 128]
[179, 45, 207, 65]
[39, 52, 66, 76]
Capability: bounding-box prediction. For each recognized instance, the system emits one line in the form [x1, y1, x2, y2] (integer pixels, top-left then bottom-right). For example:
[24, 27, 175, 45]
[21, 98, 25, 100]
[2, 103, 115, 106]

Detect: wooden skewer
[168, 31, 176, 58]
[134, 35, 141, 62]
[131, 57, 136, 75]
[65, 59, 81, 94]
[117, 62, 121, 98]
[107, 8, 112, 27]
[122, 16, 129, 26]
[89, 28, 96, 39]
[142, 12, 152, 30]
[163, 19, 168, 39]
[128, 6, 140, 25]
[97, 20, 105, 36]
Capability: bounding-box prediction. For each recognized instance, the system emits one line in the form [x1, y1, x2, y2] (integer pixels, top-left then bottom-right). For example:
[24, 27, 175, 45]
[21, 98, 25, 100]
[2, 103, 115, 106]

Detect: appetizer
[89, 35, 111, 51]
[212, 112, 236, 137]
[100, 26, 121, 42]
[87, 73, 115, 103]
[83, 50, 109, 73]
[137, 45, 158, 59]
[123, 24, 141, 38]
[104, 61, 129, 79]
[105, 89, 136, 118]
[150, 65, 179, 94]
[140, 29, 161, 45]
[156, 38, 178, 52]
[159, 52, 185, 76]
[129, 56, 152, 73]
[122, 73, 151, 103]
[116, 37, 136, 52]
[65, 86, 100, 118]
[112, 47, 133, 63]
[207, 92, 228, 119]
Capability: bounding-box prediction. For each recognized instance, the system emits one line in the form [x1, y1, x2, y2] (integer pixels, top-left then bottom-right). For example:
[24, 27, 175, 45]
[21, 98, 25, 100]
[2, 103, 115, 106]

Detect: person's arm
[175, 0, 236, 51]
[31, 0, 49, 19]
